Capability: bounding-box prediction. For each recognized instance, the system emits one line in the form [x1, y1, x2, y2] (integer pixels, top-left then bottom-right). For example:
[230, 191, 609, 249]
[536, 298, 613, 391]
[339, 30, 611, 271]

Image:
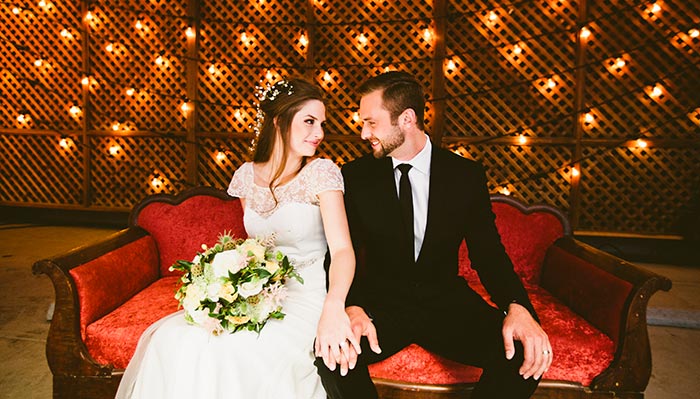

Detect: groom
[316, 71, 552, 398]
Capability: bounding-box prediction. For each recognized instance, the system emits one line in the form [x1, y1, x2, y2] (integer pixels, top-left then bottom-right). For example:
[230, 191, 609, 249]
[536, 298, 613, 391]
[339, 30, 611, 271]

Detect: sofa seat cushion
[85, 276, 181, 369]
[368, 285, 614, 387]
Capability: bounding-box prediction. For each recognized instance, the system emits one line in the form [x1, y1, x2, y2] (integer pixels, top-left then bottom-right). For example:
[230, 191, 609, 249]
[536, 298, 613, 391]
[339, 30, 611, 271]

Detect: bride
[116, 78, 359, 398]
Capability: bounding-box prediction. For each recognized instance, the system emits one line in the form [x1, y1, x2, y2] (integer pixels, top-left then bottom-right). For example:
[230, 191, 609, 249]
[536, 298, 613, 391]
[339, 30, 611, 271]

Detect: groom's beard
[371, 124, 405, 158]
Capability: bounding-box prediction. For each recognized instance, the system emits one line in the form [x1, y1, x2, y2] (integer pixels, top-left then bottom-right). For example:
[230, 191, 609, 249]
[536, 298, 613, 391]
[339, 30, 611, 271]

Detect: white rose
[238, 278, 268, 298]
[210, 250, 246, 278]
[183, 284, 205, 313]
[240, 239, 266, 260]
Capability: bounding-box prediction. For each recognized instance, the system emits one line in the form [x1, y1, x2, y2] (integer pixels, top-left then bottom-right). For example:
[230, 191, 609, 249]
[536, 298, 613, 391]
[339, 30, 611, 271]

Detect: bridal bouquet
[169, 233, 303, 335]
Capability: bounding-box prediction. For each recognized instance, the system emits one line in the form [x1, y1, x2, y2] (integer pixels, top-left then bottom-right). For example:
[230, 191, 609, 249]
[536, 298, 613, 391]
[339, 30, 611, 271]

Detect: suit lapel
[416, 147, 448, 263]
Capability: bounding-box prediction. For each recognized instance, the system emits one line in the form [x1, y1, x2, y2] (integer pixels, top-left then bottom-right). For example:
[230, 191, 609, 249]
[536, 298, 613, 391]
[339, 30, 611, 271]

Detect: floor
[0, 224, 698, 399]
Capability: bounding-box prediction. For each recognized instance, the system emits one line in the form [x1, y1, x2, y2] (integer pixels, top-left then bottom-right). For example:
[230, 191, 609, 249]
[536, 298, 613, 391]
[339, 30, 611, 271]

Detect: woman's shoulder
[304, 157, 340, 174]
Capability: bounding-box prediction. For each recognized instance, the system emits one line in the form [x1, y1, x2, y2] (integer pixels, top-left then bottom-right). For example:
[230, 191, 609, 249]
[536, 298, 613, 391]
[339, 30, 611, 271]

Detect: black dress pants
[315, 286, 540, 399]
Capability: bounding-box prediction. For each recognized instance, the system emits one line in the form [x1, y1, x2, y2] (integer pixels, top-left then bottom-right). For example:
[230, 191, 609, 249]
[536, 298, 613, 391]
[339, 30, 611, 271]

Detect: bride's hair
[252, 78, 324, 201]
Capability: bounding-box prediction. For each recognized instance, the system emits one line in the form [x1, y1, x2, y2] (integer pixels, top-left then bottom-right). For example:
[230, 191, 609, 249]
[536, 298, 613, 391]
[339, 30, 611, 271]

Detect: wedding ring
[543, 349, 551, 355]
[340, 341, 348, 348]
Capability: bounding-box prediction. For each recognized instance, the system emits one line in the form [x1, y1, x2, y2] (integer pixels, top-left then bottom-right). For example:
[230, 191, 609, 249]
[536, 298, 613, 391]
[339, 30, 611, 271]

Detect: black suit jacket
[342, 144, 535, 317]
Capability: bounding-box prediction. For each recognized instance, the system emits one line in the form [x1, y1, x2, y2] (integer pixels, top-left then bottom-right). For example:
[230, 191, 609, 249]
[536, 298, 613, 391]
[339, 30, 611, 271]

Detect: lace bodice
[227, 158, 343, 218]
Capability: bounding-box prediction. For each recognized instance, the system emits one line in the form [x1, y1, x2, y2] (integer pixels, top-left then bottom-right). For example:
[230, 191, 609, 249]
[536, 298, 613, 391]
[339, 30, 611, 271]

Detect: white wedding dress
[116, 158, 343, 399]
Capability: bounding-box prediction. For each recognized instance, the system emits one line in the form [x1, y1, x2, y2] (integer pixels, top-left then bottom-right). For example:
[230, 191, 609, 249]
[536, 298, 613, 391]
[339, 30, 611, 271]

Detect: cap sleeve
[227, 162, 252, 198]
[308, 158, 344, 196]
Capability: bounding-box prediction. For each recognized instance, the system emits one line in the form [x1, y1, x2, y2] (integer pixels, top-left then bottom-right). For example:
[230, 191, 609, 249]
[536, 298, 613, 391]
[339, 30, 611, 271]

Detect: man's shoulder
[342, 153, 378, 175]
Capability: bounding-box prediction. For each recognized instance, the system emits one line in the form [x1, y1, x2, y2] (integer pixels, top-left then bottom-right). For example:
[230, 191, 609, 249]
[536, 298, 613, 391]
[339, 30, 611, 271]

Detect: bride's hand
[314, 298, 360, 376]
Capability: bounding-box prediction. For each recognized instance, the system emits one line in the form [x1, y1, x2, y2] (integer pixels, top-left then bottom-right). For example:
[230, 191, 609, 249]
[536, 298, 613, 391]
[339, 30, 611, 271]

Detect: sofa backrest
[459, 195, 570, 286]
[131, 187, 247, 276]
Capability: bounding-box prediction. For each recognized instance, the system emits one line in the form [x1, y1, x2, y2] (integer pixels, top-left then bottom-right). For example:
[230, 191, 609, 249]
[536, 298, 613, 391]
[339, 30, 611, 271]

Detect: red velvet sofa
[33, 186, 671, 399]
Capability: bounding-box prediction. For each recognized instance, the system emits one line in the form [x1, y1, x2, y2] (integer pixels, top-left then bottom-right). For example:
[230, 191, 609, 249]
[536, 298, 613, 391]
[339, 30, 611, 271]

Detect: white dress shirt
[391, 136, 431, 261]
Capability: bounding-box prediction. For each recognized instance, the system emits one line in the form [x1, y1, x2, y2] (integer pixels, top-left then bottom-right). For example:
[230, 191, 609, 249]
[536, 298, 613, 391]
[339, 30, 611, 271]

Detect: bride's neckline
[251, 158, 317, 189]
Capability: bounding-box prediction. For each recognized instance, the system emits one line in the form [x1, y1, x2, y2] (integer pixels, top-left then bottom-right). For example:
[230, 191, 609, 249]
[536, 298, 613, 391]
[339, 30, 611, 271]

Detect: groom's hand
[346, 306, 382, 355]
[502, 303, 552, 380]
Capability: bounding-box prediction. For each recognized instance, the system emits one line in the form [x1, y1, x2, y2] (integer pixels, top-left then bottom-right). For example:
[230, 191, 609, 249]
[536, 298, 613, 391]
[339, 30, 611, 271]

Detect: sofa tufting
[33, 186, 671, 399]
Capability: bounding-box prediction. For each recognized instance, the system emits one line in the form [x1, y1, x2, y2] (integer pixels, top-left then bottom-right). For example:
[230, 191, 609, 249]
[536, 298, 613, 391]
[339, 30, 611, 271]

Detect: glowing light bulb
[234, 109, 242, 119]
[689, 29, 699, 38]
[126, 88, 135, 96]
[181, 101, 192, 113]
[358, 33, 368, 46]
[109, 144, 121, 156]
[215, 151, 227, 162]
[513, 44, 522, 55]
[60, 29, 72, 39]
[489, 11, 498, 21]
[241, 32, 248, 42]
[636, 139, 648, 148]
[584, 112, 594, 124]
[517, 135, 527, 145]
[106, 43, 114, 52]
[69, 105, 81, 115]
[39, 0, 47, 8]
[59, 138, 70, 149]
[547, 78, 556, 88]
[81, 76, 90, 86]
[155, 55, 164, 65]
[12, 7, 21, 14]
[135, 19, 143, 29]
[265, 70, 273, 80]
[323, 71, 332, 82]
[499, 187, 511, 196]
[446, 60, 456, 71]
[580, 27, 591, 39]
[299, 33, 308, 47]
[423, 28, 433, 42]
[34, 59, 43, 67]
[571, 167, 580, 177]
[85, 11, 94, 21]
[650, 85, 663, 98]
[615, 58, 626, 68]
[208, 64, 217, 74]
[185, 26, 195, 38]
[151, 177, 162, 189]
[17, 114, 27, 123]
[112, 122, 120, 131]
[651, 3, 661, 13]
[353, 112, 360, 122]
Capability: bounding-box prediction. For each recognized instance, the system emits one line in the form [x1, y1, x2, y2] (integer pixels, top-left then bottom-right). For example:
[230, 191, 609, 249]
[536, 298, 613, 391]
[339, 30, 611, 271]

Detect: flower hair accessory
[251, 80, 294, 149]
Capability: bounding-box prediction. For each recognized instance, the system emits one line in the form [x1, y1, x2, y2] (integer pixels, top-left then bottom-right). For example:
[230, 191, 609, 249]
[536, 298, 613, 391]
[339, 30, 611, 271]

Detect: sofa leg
[53, 375, 121, 399]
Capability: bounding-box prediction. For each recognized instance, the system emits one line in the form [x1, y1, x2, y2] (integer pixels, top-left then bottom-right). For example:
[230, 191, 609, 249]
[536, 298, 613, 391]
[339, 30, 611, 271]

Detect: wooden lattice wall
[1, 0, 699, 235]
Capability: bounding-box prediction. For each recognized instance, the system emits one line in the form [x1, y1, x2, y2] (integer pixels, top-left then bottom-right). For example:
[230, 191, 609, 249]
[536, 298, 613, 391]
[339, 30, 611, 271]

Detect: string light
[689, 29, 699, 38]
[234, 109, 242, 119]
[358, 33, 368, 46]
[615, 57, 626, 68]
[323, 71, 332, 82]
[241, 32, 249, 43]
[59, 137, 73, 150]
[265, 69, 273, 80]
[60, 29, 72, 39]
[571, 166, 580, 178]
[635, 138, 648, 148]
[85, 10, 94, 21]
[151, 177, 163, 189]
[69, 105, 82, 116]
[109, 144, 122, 156]
[517, 135, 528, 145]
[135, 19, 143, 29]
[488, 11, 498, 21]
[547, 78, 556, 88]
[446, 59, 456, 72]
[181, 99, 192, 113]
[498, 187, 511, 196]
[353, 112, 360, 122]
[111, 121, 120, 131]
[580, 27, 591, 39]
[12, 7, 21, 14]
[155, 52, 165, 66]
[185, 26, 196, 39]
[423, 28, 433, 42]
[651, 3, 661, 13]
[208, 64, 218, 74]
[38, 0, 48, 9]
[215, 151, 227, 162]
[650, 84, 663, 98]
[583, 112, 595, 124]
[17, 111, 29, 123]
[106, 43, 114, 52]
[299, 33, 308, 47]
[34, 58, 43, 67]
[125, 87, 135, 96]
[513, 44, 522, 55]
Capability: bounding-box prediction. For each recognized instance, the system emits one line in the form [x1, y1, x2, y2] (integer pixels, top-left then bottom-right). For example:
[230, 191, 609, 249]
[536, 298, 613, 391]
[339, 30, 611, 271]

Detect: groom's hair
[358, 71, 425, 130]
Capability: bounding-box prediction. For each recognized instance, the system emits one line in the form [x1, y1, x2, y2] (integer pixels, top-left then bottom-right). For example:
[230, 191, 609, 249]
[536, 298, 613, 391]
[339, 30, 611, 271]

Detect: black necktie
[397, 163, 414, 260]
